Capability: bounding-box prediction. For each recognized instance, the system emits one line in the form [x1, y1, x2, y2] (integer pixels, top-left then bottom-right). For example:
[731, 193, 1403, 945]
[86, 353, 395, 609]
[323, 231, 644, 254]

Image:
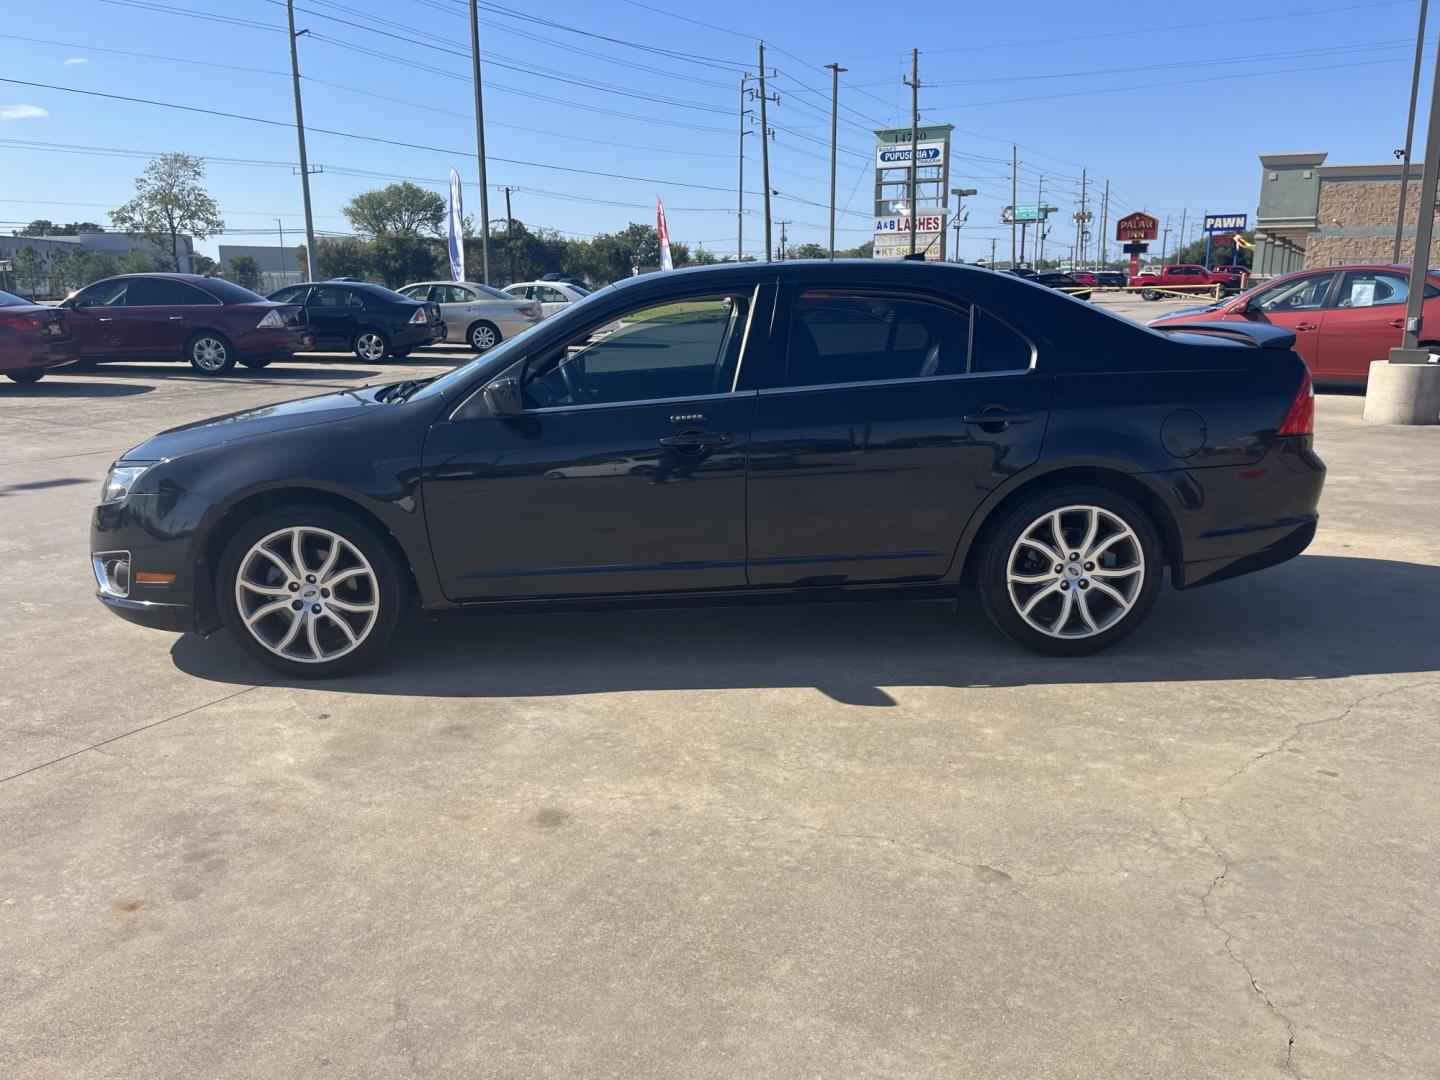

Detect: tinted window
[73, 280, 129, 308]
[523, 293, 750, 409]
[311, 285, 356, 309]
[784, 292, 968, 387]
[353, 283, 416, 305]
[126, 278, 215, 306]
[970, 310, 1034, 373]
[270, 286, 307, 304]
[199, 278, 267, 303]
[539, 286, 567, 303]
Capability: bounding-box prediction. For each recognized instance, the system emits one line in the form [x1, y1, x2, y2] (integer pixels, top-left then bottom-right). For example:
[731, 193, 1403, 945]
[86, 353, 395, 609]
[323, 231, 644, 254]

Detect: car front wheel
[216, 507, 406, 677]
[975, 487, 1162, 656]
[188, 333, 237, 374]
[353, 330, 389, 362]
[468, 321, 501, 351]
[6, 369, 46, 384]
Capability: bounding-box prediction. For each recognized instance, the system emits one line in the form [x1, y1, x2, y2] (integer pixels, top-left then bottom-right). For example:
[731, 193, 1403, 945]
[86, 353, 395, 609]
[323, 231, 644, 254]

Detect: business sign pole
[1202, 213, 1247, 271]
[872, 122, 953, 261]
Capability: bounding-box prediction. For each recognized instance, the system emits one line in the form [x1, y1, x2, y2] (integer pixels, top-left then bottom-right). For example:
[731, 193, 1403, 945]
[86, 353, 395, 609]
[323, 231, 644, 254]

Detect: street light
[950, 187, 977, 262]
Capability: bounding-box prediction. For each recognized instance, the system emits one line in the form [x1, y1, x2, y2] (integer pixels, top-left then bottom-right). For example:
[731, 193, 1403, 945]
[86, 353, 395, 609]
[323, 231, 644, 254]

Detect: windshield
[0, 289, 29, 307]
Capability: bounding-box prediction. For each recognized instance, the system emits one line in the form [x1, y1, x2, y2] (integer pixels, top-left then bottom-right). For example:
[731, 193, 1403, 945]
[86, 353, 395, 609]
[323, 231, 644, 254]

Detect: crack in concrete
[746, 814, 1000, 879]
[1177, 678, 1440, 1079]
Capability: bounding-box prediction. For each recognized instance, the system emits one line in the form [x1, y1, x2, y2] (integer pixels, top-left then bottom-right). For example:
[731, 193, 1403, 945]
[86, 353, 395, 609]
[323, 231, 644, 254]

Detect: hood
[1150, 303, 1223, 324]
[122, 386, 382, 461]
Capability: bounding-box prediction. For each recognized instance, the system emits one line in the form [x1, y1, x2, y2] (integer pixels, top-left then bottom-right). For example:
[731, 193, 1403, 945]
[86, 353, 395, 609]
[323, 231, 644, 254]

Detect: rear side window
[971, 311, 1034, 373]
[786, 293, 969, 387]
[126, 278, 216, 306]
[198, 278, 266, 303]
[311, 285, 355, 308]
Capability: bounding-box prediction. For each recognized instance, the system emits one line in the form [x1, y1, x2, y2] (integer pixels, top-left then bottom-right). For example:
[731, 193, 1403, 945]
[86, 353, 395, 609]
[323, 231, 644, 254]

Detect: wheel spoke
[1077, 509, 1098, 560]
[325, 611, 358, 644]
[1090, 579, 1132, 609]
[241, 580, 292, 598]
[254, 546, 296, 580]
[1008, 569, 1057, 585]
[244, 597, 292, 626]
[1019, 536, 1062, 563]
[315, 536, 342, 582]
[305, 613, 323, 660]
[1020, 580, 1062, 616]
[326, 596, 376, 614]
[1075, 589, 1098, 632]
[1087, 530, 1130, 560]
[290, 529, 309, 577]
[274, 610, 304, 652]
[1091, 564, 1141, 580]
[1050, 588, 1075, 634]
[324, 566, 368, 588]
[1049, 511, 1066, 555]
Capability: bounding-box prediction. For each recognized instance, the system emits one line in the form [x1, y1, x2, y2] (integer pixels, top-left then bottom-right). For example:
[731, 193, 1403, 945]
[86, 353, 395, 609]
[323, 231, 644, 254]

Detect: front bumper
[96, 590, 193, 633]
[92, 494, 202, 635]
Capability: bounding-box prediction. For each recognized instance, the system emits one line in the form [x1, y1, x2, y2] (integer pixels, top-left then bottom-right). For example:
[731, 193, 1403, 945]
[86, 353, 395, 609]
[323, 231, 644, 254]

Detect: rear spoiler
[1152, 321, 1297, 350]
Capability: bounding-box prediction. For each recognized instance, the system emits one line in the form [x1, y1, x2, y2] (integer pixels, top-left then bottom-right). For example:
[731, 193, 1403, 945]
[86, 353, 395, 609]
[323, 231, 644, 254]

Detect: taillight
[1277, 366, 1314, 436]
[255, 309, 285, 329]
[0, 313, 42, 331]
[409, 306, 429, 324]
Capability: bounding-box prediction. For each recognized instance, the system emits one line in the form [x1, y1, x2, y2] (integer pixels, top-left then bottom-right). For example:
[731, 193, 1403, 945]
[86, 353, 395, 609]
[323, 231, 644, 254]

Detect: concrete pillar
[1364, 357, 1440, 424]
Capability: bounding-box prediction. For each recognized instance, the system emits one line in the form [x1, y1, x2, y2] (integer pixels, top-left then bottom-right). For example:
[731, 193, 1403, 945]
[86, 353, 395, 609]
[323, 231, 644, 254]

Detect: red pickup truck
[1130, 263, 1246, 299]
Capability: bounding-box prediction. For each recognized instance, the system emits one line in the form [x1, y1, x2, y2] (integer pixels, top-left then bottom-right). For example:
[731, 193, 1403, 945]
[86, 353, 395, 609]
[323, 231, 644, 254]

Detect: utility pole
[904, 48, 921, 256]
[824, 62, 846, 259]
[990, 237, 997, 267]
[276, 218, 287, 280]
[1396, 0, 1430, 261]
[1178, 207, 1188, 264]
[468, 1, 492, 284]
[1098, 180, 1110, 268]
[777, 220, 791, 260]
[738, 74, 751, 263]
[757, 41, 774, 262]
[1035, 173, 1045, 268]
[503, 185, 517, 284]
[1010, 145, 1018, 269]
[1077, 167, 1088, 268]
[285, 1, 318, 281]
[1161, 217, 1171, 264]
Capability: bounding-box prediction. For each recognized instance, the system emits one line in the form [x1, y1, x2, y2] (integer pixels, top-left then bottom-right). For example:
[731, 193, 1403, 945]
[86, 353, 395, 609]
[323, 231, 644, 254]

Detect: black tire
[187, 332, 237, 374]
[240, 356, 274, 370]
[467, 320, 501, 352]
[215, 505, 407, 678]
[973, 485, 1163, 657]
[1140, 288, 1160, 301]
[6, 369, 45, 384]
[392, 347, 414, 359]
[352, 329, 389, 363]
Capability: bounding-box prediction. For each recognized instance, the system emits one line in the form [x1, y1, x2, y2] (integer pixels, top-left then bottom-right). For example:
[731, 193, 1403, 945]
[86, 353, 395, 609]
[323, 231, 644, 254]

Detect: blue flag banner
[448, 168, 465, 282]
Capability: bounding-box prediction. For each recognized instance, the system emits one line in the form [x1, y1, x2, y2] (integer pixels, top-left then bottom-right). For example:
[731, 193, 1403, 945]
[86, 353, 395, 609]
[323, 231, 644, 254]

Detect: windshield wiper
[374, 378, 431, 403]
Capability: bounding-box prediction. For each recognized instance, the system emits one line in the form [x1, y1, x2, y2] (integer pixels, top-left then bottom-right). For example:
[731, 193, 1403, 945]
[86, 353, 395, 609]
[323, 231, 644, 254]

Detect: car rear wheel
[6, 369, 46, 384]
[975, 486, 1162, 656]
[353, 330, 389, 362]
[467, 320, 501, 351]
[216, 507, 406, 678]
[1140, 288, 1161, 301]
[187, 333, 236, 374]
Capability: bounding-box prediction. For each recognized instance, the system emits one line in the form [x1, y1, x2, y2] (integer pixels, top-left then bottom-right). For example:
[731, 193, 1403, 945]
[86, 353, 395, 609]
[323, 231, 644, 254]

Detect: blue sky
[0, 0, 1432, 264]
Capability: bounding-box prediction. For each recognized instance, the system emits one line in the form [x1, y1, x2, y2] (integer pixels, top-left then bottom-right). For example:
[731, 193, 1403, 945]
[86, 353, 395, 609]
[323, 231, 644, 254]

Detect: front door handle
[169, 315, 185, 321]
[97, 317, 113, 322]
[658, 430, 732, 449]
[1295, 322, 1318, 331]
[1389, 318, 1406, 329]
[963, 407, 1035, 430]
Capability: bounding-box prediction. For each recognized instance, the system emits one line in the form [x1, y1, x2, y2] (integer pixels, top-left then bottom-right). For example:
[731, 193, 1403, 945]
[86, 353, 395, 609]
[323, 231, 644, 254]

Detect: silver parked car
[503, 279, 591, 319]
[397, 281, 541, 351]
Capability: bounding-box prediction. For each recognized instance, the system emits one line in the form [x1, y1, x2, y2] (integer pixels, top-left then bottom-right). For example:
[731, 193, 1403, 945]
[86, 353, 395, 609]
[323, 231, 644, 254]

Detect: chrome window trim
[524, 389, 755, 416]
[757, 367, 1033, 398]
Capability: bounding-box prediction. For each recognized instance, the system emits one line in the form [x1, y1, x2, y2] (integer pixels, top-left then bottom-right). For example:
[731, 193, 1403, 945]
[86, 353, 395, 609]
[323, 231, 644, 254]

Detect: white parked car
[397, 281, 541, 351]
[503, 279, 591, 319]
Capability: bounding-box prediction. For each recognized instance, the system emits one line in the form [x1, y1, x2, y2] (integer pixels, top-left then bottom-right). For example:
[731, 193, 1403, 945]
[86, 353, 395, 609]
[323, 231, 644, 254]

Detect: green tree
[227, 254, 263, 290]
[116, 247, 170, 274]
[369, 233, 438, 287]
[110, 153, 224, 271]
[65, 221, 106, 234]
[315, 237, 373, 280]
[13, 245, 47, 295]
[343, 182, 446, 238]
[788, 242, 828, 260]
[17, 219, 60, 237]
[691, 247, 718, 266]
[47, 246, 85, 293]
[192, 253, 218, 275]
[77, 251, 117, 286]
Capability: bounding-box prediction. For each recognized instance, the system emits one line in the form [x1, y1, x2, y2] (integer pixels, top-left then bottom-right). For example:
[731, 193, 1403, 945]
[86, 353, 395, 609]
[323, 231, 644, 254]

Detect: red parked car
[1150, 263, 1439, 382]
[1130, 263, 1237, 298]
[59, 273, 313, 375]
[0, 288, 79, 384]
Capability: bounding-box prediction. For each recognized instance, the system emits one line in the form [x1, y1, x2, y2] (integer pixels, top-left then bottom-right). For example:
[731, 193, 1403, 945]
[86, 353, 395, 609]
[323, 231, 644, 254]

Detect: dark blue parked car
[93, 261, 1323, 675]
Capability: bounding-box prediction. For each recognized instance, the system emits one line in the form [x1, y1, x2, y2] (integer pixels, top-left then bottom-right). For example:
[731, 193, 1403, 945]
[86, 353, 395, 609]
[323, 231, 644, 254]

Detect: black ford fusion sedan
[92, 261, 1323, 676]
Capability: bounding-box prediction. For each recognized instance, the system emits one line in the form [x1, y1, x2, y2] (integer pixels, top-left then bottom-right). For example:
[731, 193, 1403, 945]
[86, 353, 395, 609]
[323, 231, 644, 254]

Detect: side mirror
[482, 375, 523, 418]
[1228, 298, 1249, 315]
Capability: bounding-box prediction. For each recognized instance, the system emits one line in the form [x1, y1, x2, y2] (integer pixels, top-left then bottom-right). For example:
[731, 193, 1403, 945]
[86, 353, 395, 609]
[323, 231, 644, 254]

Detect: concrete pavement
[1, 343, 1437, 1079]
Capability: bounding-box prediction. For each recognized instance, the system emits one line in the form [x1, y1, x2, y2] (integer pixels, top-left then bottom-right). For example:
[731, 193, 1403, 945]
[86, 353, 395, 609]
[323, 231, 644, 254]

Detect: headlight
[100, 463, 153, 504]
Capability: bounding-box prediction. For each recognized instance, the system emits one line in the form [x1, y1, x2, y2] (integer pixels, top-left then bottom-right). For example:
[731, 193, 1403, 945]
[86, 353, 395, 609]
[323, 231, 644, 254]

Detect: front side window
[438, 285, 471, 304]
[1250, 272, 1335, 313]
[1336, 270, 1409, 308]
[522, 293, 751, 409]
[784, 292, 970, 388]
[311, 285, 355, 309]
[270, 285, 308, 304]
[74, 279, 129, 308]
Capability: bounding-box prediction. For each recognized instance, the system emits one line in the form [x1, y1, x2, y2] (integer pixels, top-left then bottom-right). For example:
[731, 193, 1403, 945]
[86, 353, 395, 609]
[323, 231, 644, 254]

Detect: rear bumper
[0, 338, 80, 373]
[393, 323, 445, 349]
[1156, 435, 1326, 589]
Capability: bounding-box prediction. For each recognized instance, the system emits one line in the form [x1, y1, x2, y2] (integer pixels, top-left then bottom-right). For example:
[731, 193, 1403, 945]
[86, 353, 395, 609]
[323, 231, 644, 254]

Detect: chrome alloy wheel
[234, 526, 379, 664]
[1005, 505, 1145, 639]
[470, 323, 498, 350]
[355, 332, 387, 361]
[191, 336, 229, 371]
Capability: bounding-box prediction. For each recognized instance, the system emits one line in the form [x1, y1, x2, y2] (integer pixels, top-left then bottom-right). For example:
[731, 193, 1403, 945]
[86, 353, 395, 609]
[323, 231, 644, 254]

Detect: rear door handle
[97, 317, 113, 322]
[658, 430, 732, 449]
[963, 408, 1035, 429]
[1389, 318, 1406, 328]
[1295, 322, 1318, 331]
[168, 315, 185, 321]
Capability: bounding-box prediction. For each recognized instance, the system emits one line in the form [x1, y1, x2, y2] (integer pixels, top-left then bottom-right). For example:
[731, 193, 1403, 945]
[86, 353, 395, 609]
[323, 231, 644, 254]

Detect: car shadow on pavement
[0, 380, 153, 398]
[171, 554, 1440, 704]
[57, 364, 385, 382]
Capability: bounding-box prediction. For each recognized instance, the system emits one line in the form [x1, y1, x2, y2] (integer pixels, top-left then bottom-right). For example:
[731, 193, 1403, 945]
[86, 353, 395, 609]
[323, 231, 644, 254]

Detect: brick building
[1254, 151, 1428, 274]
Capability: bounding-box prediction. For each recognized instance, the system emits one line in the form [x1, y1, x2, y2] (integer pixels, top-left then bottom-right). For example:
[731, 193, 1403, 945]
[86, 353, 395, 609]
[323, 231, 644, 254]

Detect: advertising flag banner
[657, 197, 674, 272]
[448, 167, 465, 282]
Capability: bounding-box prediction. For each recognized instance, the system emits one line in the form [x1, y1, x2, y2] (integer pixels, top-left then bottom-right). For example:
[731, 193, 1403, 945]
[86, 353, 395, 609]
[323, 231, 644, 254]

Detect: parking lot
[3, 306, 1438, 1079]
